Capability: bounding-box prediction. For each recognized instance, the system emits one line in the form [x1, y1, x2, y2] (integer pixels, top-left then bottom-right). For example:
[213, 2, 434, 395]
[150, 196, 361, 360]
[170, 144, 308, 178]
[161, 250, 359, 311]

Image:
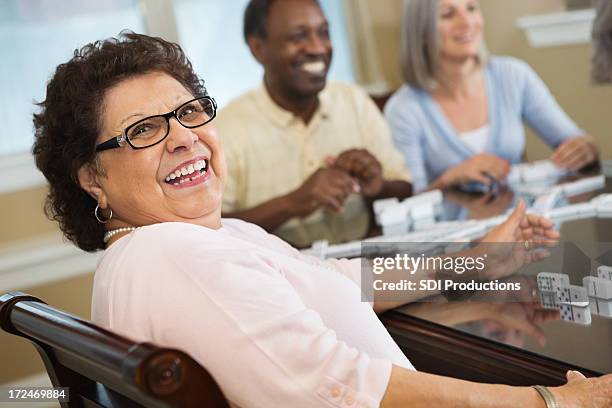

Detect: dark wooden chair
[0, 291, 230, 408]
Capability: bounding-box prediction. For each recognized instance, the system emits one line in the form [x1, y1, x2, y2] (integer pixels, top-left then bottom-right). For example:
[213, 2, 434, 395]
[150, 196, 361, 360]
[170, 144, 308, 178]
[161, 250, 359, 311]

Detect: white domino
[583, 276, 612, 300]
[379, 205, 409, 226]
[530, 188, 564, 214]
[545, 205, 582, 220]
[539, 291, 559, 309]
[509, 160, 568, 184]
[597, 265, 612, 281]
[559, 303, 592, 325]
[373, 198, 400, 223]
[591, 193, 612, 206]
[382, 223, 410, 237]
[576, 203, 597, 218]
[596, 299, 612, 318]
[412, 218, 436, 231]
[537, 272, 570, 292]
[589, 297, 599, 315]
[596, 277, 612, 299]
[556, 284, 588, 307]
[410, 204, 436, 221]
[559, 175, 605, 197]
[403, 189, 443, 207]
[593, 194, 612, 217]
[584, 276, 598, 297]
[596, 205, 612, 218]
[571, 305, 592, 324]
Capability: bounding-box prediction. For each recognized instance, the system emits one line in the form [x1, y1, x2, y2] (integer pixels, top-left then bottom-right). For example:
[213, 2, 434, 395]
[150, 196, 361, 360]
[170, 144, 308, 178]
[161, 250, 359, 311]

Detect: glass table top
[393, 171, 612, 374]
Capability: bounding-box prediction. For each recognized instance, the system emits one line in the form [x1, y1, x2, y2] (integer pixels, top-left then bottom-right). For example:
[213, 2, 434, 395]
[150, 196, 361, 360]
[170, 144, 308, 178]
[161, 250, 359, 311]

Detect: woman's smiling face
[437, 0, 484, 62]
[86, 71, 226, 229]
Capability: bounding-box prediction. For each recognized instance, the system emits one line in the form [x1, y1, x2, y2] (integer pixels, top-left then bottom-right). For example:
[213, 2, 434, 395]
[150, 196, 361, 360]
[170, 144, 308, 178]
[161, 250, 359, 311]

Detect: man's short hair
[243, 0, 278, 42]
[243, 0, 320, 43]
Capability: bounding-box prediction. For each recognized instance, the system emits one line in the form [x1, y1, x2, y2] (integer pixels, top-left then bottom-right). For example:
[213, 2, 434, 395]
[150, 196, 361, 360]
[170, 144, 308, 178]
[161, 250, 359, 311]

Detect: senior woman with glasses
[32, 32, 611, 407]
[385, 0, 599, 193]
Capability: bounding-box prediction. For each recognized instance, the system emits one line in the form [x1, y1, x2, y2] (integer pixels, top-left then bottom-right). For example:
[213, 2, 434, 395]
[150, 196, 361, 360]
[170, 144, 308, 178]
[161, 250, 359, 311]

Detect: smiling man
[216, 0, 412, 248]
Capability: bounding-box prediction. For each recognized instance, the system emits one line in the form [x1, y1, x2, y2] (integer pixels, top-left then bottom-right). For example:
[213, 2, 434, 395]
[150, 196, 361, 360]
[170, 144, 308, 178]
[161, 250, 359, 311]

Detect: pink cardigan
[92, 219, 413, 408]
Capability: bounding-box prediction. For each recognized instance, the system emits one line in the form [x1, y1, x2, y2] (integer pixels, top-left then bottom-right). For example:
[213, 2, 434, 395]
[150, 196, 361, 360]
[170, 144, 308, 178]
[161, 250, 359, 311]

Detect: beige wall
[0, 187, 58, 244]
[358, 0, 612, 160]
[0, 186, 93, 384]
[0, 273, 94, 384]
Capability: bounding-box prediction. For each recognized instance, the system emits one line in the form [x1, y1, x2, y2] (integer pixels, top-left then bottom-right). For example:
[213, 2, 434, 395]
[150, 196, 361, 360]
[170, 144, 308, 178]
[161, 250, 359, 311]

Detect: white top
[459, 124, 489, 154]
[92, 219, 414, 408]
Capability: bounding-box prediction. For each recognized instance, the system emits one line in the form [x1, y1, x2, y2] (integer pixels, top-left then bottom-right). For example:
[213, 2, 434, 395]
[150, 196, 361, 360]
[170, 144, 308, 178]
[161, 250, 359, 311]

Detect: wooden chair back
[0, 291, 230, 408]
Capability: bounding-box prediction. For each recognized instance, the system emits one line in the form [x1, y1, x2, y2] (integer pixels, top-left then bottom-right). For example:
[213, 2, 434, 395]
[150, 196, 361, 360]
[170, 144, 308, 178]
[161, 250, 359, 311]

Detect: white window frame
[0, 0, 180, 194]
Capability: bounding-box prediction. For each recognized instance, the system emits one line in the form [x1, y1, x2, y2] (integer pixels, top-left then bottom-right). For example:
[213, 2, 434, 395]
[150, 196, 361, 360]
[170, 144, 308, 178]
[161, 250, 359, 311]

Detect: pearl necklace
[103, 227, 140, 244]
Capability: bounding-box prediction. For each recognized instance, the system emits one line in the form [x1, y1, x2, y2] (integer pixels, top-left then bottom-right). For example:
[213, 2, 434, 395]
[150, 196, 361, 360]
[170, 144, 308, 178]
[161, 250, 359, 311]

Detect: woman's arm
[427, 154, 511, 191]
[385, 95, 429, 193]
[382, 365, 545, 408]
[383, 366, 612, 408]
[516, 59, 599, 169]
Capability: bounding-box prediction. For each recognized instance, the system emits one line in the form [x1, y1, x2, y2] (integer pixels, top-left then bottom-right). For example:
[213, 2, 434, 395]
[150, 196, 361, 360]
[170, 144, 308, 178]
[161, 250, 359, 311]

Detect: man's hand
[287, 167, 359, 216]
[330, 149, 384, 197]
[551, 135, 599, 171]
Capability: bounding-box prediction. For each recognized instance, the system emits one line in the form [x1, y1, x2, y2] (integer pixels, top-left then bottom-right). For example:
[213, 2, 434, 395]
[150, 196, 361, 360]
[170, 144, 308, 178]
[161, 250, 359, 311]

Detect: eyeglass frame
[94, 96, 217, 152]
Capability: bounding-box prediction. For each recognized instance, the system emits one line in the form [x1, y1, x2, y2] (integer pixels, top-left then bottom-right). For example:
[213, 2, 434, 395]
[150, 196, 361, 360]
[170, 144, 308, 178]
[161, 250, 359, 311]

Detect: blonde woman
[385, 0, 599, 193]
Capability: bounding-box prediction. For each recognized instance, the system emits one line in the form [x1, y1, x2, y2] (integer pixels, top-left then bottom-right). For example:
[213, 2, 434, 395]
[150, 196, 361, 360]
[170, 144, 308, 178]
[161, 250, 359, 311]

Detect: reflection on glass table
[391, 173, 612, 375]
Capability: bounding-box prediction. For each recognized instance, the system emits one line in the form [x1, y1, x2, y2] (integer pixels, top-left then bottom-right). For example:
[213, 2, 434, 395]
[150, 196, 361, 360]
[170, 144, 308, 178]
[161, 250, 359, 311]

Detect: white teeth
[166, 159, 208, 183]
[301, 61, 325, 74]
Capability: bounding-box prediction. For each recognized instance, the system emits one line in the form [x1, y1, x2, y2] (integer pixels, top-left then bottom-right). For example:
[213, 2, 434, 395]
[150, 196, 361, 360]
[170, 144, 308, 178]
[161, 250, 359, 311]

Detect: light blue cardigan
[384, 56, 583, 193]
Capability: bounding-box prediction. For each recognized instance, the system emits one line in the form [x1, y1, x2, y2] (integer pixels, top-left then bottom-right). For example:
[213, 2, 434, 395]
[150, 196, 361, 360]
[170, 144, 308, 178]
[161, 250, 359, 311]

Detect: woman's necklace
[103, 227, 140, 244]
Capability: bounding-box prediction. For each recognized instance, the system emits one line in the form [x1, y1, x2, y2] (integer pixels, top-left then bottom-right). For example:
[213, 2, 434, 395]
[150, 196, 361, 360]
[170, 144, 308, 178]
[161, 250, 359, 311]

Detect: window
[0, 0, 356, 192]
[173, 0, 355, 107]
[0, 0, 145, 156]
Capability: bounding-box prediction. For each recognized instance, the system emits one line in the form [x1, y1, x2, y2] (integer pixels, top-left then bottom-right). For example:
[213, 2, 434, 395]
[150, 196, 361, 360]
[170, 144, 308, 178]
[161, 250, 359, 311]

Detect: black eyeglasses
[95, 96, 217, 152]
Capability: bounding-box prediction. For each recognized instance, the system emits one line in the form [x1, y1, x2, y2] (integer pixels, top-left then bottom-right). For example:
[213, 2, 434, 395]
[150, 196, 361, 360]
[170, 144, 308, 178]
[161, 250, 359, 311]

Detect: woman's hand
[484, 200, 559, 244]
[551, 135, 599, 171]
[438, 154, 511, 189]
[479, 200, 560, 280]
[445, 188, 515, 219]
[551, 370, 612, 408]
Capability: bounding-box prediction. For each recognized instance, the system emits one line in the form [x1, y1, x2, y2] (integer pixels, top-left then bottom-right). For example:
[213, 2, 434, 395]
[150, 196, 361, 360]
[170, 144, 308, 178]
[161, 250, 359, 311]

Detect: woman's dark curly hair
[32, 31, 207, 252]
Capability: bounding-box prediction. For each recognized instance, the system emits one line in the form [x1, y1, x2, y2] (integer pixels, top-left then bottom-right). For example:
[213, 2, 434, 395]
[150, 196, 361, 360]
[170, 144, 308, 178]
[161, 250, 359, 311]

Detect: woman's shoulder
[101, 222, 255, 264]
[487, 55, 535, 79]
[96, 221, 283, 284]
[384, 84, 427, 129]
[384, 84, 425, 123]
